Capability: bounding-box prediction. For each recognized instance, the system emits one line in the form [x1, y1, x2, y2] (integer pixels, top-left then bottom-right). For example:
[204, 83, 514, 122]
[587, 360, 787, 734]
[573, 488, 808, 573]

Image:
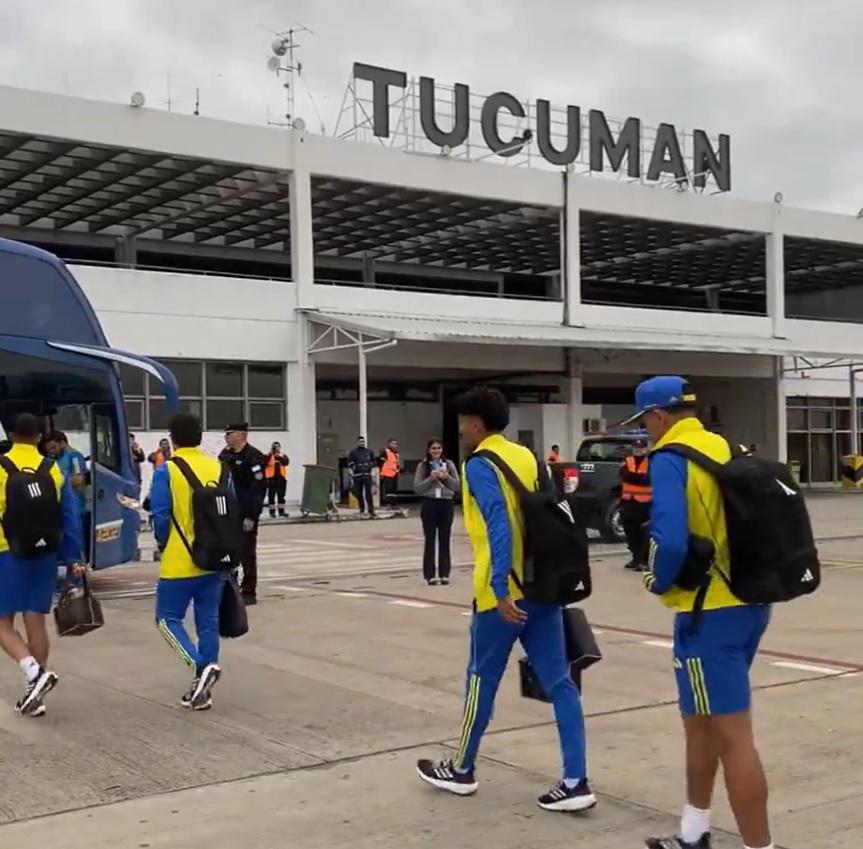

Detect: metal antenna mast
[268, 25, 313, 125]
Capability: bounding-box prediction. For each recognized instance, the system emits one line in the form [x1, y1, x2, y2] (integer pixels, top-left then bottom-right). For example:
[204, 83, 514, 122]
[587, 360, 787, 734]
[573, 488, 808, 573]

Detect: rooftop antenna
[194, 87, 200, 116]
[267, 23, 316, 127]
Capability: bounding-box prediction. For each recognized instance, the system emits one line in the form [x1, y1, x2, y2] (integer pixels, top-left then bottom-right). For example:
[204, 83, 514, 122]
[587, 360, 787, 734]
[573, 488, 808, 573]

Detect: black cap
[224, 422, 249, 434]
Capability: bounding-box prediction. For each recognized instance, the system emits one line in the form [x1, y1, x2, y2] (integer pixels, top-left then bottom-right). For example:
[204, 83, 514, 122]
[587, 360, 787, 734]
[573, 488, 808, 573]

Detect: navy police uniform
[218, 424, 266, 600]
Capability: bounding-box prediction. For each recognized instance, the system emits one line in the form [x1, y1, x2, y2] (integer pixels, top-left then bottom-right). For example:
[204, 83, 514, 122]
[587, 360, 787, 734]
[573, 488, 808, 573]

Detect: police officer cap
[224, 422, 249, 434]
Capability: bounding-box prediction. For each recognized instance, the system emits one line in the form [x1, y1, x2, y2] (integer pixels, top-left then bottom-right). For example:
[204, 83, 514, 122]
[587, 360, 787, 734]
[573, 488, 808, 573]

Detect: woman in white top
[413, 438, 460, 585]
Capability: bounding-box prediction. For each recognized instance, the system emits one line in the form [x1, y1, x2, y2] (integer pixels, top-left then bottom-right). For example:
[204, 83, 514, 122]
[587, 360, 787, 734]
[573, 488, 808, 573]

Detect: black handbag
[519, 607, 602, 702]
[219, 578, 248, 639]
[54, 572, 105, 637]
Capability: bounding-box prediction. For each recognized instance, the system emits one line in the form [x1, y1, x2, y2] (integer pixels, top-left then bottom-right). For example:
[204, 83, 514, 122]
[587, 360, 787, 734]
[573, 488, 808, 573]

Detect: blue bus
[0, 238, 179, 568]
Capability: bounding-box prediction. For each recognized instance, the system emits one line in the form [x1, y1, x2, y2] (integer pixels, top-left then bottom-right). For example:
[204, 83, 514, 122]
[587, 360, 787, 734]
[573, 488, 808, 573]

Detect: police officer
[348, 436, 377, 517]
[619, 437, 652, 571]
[219, 423, 266, 605]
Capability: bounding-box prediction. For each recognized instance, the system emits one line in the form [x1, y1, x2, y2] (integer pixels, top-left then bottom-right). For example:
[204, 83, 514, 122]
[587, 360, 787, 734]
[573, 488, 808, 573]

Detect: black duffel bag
[219, 577, 249, 639]
[519, 607, 602, 702]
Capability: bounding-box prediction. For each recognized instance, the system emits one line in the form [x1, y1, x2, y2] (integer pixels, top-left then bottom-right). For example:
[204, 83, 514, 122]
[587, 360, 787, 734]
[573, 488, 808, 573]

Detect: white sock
[743, 844, 773, 849]
[680, 804, 711, 843]
[19, 656, 40, 683]
[563, 777, 581, 789]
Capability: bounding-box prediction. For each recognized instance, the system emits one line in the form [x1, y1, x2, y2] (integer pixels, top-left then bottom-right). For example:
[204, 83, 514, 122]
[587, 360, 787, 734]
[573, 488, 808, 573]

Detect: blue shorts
[0, 551, 58, 617]
[673, 605, 771, 717]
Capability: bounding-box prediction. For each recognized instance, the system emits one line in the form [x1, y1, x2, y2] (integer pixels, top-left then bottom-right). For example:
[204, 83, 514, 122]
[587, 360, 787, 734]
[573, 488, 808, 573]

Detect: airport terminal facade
[0, 75, 861, 496]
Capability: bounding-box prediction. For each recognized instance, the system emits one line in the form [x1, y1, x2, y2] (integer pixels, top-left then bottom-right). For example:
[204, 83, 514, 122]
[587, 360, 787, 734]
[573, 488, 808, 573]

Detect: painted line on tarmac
[342, 588, 863, 673]
[771, 660, 847, 676]
[387, 599, 433, 609]
[641, 639, 674, 649]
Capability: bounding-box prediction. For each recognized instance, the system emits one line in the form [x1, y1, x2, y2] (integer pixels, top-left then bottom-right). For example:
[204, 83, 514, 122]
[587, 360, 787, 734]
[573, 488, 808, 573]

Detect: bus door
[89, 401, 140, 568]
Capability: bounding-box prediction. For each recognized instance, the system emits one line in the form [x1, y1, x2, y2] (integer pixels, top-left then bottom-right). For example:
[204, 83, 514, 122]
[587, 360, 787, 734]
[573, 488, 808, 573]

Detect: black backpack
[0, 455, 61, 557]
[169, 457, 242, 572]
[472, 450, 591, 606]
[657, 444, 821, 604]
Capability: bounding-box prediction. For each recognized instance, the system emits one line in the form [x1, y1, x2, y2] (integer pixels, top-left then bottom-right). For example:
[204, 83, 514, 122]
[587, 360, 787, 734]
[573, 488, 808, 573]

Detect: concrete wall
[317, 399, 441, 462]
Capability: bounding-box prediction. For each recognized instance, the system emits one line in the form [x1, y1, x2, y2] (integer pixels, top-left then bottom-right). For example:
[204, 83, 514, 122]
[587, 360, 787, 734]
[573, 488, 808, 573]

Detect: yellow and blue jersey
[150, 447, 230, 580]
[644, 417, 744, 612]
[461, 433, 538, 613]
[56, 446, 88, 513]
[0, 443, 83, 563]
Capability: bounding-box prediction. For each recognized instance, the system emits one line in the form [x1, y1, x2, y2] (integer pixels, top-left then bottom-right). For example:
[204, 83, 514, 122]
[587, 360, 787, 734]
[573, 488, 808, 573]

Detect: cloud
[0, 0, 859, 212]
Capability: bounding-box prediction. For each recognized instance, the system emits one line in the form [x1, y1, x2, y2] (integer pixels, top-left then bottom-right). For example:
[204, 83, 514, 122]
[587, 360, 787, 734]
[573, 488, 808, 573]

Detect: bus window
[93, 409, 119, 473]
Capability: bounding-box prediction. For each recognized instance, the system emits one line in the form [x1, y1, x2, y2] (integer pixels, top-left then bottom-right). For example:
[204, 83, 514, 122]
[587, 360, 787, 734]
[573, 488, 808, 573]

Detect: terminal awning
[303, 309, 791, 357]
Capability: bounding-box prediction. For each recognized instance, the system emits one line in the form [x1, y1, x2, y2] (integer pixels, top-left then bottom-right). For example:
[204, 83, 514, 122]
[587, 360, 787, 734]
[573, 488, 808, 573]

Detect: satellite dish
[267, 56, 281, 72]
[129, 91, 146, 108]
[292, 117, 306, 132]
[774, 192, 784, 204]
[271, 37, 288, 56]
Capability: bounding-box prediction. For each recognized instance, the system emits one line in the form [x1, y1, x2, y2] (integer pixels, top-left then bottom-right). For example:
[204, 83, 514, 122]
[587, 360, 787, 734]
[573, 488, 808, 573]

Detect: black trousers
[421, 499, 454, 581]
[620, 499, 651, 565]
[381, 475, 398, 506]
[240, 520, 259, 596]
[267, 477, 287, 514]
[353, 476, 375, 514]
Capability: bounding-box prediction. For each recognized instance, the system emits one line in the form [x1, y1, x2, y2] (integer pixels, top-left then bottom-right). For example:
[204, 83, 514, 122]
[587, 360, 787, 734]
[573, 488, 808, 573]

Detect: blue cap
[620, 376, 696, 426]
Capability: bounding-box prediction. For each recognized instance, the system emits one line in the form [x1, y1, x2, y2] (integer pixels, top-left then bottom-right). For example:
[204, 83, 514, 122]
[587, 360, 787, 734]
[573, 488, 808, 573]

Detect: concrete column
[565, 350, 584, 460]
[287, 320, 317, 498]
[115, 235, 137, 267]
[563, 174, 581, 326]
[358, 335, 368, 442]
[289, 164, 315, 310]
[765, 228, 786, 339]
[767, 357, 788, 463]
[361, 253, 376, 287]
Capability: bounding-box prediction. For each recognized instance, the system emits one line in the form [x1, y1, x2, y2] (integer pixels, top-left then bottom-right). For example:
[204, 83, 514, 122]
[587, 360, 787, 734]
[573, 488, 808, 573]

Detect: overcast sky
[0, 0, 860, 212]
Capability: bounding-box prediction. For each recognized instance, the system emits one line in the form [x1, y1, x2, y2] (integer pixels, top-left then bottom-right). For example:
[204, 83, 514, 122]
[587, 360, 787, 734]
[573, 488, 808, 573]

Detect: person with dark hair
[151, 413, 228, 711]
[413, 438, 459, 585]
[417, 387, 593, 813]
[264, 441, 289, 519]
[548, 444, 561, 463]
[620, 437, 652, 571]
[348, 436, 377, 517]
[44, 431, 88, 550]
[148, 437, 172, 469]
[129, 433, 145, 486]
[378, 438, 402, 507]
[0, 413, 83, 717]
[218, 423, 266, 605]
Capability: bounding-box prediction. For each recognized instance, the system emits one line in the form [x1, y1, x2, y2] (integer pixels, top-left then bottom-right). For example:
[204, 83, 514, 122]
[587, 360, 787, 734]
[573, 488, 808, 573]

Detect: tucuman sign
[354, 62, 731, 192]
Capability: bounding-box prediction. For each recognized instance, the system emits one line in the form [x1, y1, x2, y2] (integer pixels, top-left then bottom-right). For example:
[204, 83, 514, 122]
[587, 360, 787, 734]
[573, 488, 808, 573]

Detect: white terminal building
[0, 71, 861, 498]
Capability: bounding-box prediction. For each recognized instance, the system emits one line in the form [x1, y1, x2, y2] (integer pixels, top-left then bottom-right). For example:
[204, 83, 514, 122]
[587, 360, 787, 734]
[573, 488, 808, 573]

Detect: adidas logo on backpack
[801, 569, 815, 583]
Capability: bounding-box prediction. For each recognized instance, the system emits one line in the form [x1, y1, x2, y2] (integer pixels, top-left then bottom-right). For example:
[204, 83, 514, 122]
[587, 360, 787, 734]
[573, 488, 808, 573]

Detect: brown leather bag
[54, 571, 104, 637]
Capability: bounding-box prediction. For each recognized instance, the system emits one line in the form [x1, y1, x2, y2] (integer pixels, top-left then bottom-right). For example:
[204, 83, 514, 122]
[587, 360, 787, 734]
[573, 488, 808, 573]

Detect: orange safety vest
[150, 449, 169, 468]
[381, 448, 400, 479]
[265, 453, 287, 479]
[621, 455, 652, 503]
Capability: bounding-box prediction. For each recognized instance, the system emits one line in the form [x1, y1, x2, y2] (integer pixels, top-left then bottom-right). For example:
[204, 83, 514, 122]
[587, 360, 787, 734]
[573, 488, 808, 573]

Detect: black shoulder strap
[0, 454, 16, 476]
[36, 457, 54, 477]
[472, 450, 531, 497]
[219, 462, 230, 489]
[469, 449, 534, 596]
[168, 456, 203, 492]
[654, 442, 725, 477]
